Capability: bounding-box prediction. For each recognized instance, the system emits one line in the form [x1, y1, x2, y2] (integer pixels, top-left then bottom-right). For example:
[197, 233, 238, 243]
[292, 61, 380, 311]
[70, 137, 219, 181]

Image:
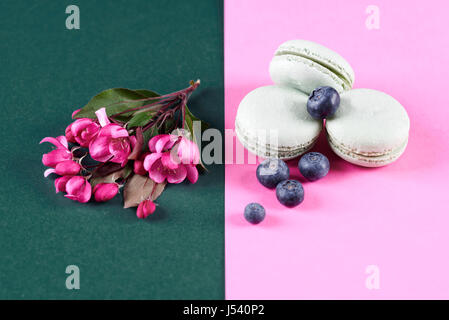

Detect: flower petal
[99, 124, 129, 139]
[72, 108, 81, 119]
[185, 164, 199, 184]
[44, 168, 55, 177]
[89, 136, 112, 162]
[56, 136, 69, 149]
[95, 107, 111, 127]
[136, 200, 156, 219]
[108, 138, 131, 166]
[148, 159, 167, 183]
[93, 183, 118, 202]
[177, 138, 200, 165]
[71, 118, 93, 135]
[55, 175, 72, 193]
[166, 165, 187, 184]
[134, 160, 147, 175]
[65, 177, 91, 203]
[154, 134, 178, 153]
[148, 135, 165, 153]
[40, 136, 67, 150]
[65, 124, 76, 143]
[143, 153, 162, 171]
[161, 151, 179, 169]
[77, 181, 92, 203]
[42, 149, 72, 168]
[65, 176, 85, 196]
[55, 160, 81, 176]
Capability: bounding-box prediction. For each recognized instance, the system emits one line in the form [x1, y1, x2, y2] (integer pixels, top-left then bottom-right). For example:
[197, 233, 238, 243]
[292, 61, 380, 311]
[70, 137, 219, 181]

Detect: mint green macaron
[269, 39, 355, 94]
[326, 89, 410, 167]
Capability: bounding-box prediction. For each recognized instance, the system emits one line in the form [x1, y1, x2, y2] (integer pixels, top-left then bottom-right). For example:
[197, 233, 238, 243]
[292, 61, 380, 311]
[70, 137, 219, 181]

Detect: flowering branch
[40, 80, 205, 220]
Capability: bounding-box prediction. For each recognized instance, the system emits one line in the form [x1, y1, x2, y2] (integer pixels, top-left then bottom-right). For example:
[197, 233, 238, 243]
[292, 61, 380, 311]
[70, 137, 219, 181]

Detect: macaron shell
[235, 85, 322, 159]
[326, 88, 410, 167]
[269, 55, 349, 94]
[275, 39, 355, 86]
[328, 134, 408, 167]
[236, 124, 317, 159]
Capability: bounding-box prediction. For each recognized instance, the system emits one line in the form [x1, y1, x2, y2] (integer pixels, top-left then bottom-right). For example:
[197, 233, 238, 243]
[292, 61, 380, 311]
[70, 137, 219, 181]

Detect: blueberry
[256, 159, 290, 188]
[307, 86, 340, 119]
[299, 152, 330, 181]
[276, 180, 304, 207]
[244, 203, 266, 224]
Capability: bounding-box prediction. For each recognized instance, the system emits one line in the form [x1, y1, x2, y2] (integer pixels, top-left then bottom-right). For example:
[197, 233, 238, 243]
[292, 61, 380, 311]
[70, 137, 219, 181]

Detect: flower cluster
[40, 81, 203, 219]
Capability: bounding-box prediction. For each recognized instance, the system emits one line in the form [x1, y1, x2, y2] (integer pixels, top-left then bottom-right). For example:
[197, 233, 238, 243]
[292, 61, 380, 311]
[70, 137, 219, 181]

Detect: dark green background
[0, 0, 224, 299]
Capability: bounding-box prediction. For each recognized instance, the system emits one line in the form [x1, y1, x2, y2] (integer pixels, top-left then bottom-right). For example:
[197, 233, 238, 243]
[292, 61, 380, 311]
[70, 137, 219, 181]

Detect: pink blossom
[64, 176, 92, 203]
[65, 118, 100, 147]
[44, 160, 81, 177]
[89, 108, 136, 166]
[40, 136, 72, 168]
[143, 134, 200, 184]
[93, 183, 119, 202]
[136, 199, 156, 219]
[54, 175, 73, 193]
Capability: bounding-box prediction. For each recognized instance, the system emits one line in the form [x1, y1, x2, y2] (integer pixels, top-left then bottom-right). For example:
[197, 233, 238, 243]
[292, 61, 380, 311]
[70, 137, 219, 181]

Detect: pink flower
[40, 136, 72, 168]
[93, 183, 119, 202]
[44, 160, 81, 177]
[89, 108, 136, 166]
[65, 118, 100, 147]
[143, 134, 199, 184]
[54, 175, 73, 193]
[64, 176, 92, 203]
[136, 199, 156, 219]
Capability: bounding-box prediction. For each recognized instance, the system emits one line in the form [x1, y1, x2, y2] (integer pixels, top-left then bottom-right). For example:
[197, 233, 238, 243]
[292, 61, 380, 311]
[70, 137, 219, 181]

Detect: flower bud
[93, 183, 119, 202]
[54, 175, 73, 193]
[65, 176, 92, 203]
[133, 152, 150, 176]
[55, 160, 81, 176]
[136, 199, 156, 219]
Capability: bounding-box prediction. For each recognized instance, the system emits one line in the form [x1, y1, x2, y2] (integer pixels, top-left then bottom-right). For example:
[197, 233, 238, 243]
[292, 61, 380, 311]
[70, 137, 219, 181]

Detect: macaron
[325, 89, 410, 167]
[269, 39, 355, 94]
[235, 85, 322, 159]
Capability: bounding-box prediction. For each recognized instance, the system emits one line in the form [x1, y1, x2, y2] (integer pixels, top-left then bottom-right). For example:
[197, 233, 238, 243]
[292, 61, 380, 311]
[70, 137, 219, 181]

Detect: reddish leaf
[128, 127, 143, 160]
[123, 174, 166, 208]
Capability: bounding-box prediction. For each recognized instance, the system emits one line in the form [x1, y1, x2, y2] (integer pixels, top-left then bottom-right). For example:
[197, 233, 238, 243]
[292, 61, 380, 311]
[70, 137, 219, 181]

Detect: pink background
[224, 0, 449, 299]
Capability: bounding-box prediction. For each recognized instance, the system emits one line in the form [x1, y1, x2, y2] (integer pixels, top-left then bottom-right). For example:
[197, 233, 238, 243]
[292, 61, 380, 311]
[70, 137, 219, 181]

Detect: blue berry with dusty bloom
[298, 152, 330, 181]
[276, 180, 304, 207]
[307, 86, 340, 119]
[256, 159, 290, 188]
[244, 203, 266, 224]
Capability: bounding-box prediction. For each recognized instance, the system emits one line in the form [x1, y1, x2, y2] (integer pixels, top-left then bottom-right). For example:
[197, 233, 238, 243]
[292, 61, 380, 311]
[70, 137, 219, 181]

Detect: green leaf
[185, 105, 209, 132]
[135, 89, 160, 98]
[74, 88, 160, 119]
[184, 106, 209, 172]
[127, 111, 154, 128]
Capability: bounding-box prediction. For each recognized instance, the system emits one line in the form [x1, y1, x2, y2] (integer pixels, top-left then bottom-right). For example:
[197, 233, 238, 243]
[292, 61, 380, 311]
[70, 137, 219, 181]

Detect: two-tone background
[1, 0, 449, 299]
